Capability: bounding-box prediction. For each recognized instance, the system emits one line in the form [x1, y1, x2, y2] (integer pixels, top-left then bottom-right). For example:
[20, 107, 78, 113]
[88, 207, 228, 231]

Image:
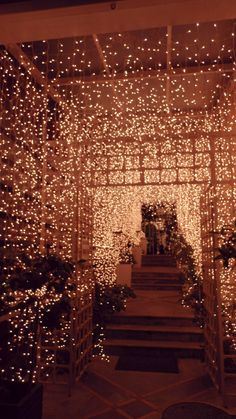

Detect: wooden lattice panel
[86, 133, 214, 187]
[201, 186, 225, 394]
[201, 184, 236, 404]
[38, 162, 94, 391]
[38, 287, 93, 390]
[74, 288, 93, 381]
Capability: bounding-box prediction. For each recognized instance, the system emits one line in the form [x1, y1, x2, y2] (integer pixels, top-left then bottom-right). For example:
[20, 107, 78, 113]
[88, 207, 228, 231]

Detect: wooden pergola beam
[166, 25, 172, 111]
[92, 33, 123, 110]
[52, 63, 235, 86]
[92, 34, 111, 78]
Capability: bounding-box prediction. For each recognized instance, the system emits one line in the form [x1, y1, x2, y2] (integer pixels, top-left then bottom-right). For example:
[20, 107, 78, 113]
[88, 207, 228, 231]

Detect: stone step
[132, 270, 179, 275]
[132, 273, 180, 280]
[142, 255, 177, 267]
[142, 262, 177, 268]
[142, 255, 176, 260]
[109, 314, 195, 327]
[103, 338, 203, 359]
[133, 266, 179, 272]
[106, 324, 204, 342]
[132, 277, 181, 284]
[132, 283, 183, 291]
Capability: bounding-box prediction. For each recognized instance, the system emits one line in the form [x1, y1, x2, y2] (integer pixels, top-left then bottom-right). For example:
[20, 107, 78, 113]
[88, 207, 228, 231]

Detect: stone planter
[140, 237, 147, 255]
[132, 246, 142, 267]
[0, 381, 43, 419]
[116, 263, 132, 287]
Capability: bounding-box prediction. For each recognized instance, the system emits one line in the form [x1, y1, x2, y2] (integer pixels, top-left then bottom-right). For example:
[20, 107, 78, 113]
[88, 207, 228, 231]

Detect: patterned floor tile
[88, 409, 129, 419]
[82, 371, 133, 404]
[121, 400, 156, 418]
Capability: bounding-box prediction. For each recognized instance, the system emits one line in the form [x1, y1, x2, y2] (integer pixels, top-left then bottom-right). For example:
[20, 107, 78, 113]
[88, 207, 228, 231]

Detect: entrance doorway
[141, 203, 177, 255]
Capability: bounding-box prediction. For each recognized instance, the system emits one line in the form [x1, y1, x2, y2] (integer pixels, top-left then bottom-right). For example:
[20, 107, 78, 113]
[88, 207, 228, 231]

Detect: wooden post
[166, 25, 172, 113]
[39, 108, 48, 254]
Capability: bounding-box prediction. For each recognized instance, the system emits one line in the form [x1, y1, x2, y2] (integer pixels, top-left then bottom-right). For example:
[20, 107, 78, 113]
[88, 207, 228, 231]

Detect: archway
[93, 184, 203, 284]
[141, 202, 177, 255]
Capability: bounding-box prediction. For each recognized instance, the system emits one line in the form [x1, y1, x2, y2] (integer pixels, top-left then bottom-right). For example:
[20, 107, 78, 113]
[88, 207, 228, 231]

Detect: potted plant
[93, 282, 136, 352]
[0, 252, 74, 419]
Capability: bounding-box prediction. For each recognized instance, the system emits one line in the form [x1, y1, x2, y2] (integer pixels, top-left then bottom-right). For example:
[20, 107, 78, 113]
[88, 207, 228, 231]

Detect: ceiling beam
[90, 180, 209, 188]
[92, 34, 111, 78]
[77, 107, 212, 120]
[5, 43, 68, 108]
[0, 0, 236, 43]
[92, 33, 123, 110]
[53, 63, 235, 86]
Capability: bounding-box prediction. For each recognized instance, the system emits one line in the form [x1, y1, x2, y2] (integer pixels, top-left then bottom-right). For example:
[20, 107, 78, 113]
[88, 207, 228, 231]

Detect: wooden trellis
[201, 185, 236, 406]
[201, 185, 225, 397]
[37, 136, 94, 392]
[38, 268, 93, 392]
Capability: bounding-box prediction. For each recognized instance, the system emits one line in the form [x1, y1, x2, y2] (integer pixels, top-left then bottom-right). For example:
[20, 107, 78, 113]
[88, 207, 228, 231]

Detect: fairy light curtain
[200, 74, 236, 402]
[0, 18, 235, 386]
[0, 40, 93, 388]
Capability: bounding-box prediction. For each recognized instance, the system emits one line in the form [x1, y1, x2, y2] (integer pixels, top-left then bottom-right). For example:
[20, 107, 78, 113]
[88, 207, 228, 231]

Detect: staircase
[103, 255, 204, 361]
[132, 254, 182, 291]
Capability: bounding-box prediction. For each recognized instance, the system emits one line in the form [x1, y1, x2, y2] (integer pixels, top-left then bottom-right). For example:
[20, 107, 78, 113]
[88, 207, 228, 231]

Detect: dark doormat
[115, 355, 179, 373]
[161, 402, 232, 419]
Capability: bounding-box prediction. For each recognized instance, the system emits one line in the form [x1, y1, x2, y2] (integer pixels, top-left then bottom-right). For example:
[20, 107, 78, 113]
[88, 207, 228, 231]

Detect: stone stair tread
[132, 274, 180, 277]
[131, 281, 182, 290]
[106, 324, 203, 334]
[132, 278, 180, 280]
[133, 267, 179, 272]
[132, 283, 181, 286]
[132, 280, 181, 284]
[132, 272, 179, 278]
[132, 284, 182, 290]
[142, 263, 177, 267]
[103, 338, 203, 349]
[113, 313, 195, 319]
[142, 256, 176, 260]
[141, 256, 177, 267]
[132, 279, 181, 283]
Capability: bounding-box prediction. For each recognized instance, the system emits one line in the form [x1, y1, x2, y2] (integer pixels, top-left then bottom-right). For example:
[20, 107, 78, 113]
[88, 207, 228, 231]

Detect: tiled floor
[43, 355, 236, 418]
[43, 289, 236, 418]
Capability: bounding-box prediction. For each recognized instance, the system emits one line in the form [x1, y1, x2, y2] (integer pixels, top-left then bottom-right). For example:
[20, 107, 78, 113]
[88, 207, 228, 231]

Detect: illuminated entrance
[141, 203, 177, 255]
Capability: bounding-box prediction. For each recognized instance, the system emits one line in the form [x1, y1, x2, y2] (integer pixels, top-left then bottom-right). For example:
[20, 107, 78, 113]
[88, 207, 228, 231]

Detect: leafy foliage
[93, 283, 136, 345]
[173, 234, 205, 326]
[183, 283, 206, 327]
[0, 252, 75, 382]
[93, 283, 136, 324]
[214, 220, 236, 268]
[116, 234, 135, 264]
